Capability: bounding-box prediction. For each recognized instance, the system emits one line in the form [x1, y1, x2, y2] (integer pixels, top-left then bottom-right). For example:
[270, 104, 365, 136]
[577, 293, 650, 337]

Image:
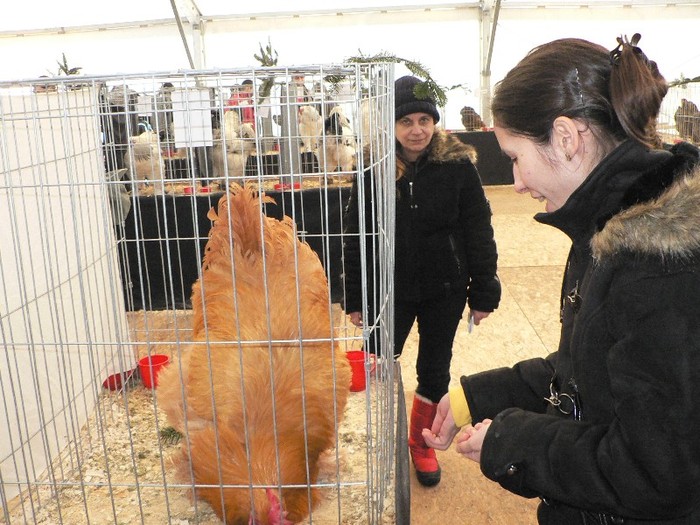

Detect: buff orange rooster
[157, 184, 351, 525]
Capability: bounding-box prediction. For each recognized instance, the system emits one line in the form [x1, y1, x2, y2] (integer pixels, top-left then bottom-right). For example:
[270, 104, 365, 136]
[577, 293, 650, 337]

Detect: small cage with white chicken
[0, 63, 403, 524]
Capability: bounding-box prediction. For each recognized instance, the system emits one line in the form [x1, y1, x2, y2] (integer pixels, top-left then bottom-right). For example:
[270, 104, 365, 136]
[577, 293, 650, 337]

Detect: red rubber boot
[408, 394, 441, 487]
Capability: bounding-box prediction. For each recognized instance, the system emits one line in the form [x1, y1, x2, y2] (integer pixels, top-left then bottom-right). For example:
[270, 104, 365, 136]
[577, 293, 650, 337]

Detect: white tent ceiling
[2, 0, 699, 129]
[3, 0, 699, 33]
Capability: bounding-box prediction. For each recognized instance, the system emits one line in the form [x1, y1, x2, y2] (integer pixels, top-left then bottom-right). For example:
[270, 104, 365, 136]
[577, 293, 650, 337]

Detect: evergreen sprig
[159, 426, 183, 446]
[254, 38, 279, 102]
[253, 38, 279, 68]
[345, 51, 448, 106]
[669, 73, 700, 88]
[56, 52, 82, 76]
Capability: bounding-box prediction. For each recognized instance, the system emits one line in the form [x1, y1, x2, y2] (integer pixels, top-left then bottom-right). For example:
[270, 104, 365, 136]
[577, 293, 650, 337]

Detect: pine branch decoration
[669, 73, 700, 88]
[345, 51, 448, 106]
[253, 38, 279, 102]
[253, 38, 279, 68]
[56, 52, 82, 76]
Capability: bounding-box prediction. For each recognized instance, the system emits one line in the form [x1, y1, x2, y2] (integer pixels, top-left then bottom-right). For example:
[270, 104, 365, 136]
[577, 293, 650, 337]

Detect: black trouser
[391, 288, 469, 403]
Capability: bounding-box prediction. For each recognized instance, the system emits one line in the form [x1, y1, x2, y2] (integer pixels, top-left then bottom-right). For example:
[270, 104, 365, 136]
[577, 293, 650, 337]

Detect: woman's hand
[455, 419, 492, 463]
[422, 394, 460, 451]
[470, 310, 491, 325]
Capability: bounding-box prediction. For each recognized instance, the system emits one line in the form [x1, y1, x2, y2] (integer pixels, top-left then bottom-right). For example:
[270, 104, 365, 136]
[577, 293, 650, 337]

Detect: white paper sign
[171, 87, 213, 147]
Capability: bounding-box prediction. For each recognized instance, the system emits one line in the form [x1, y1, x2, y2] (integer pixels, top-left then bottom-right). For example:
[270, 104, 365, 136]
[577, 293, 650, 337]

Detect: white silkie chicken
[297, 105, 323, 153]
[123, 129, 164, 194]
[316, 106, 356, 182]
[212, 114, 257, 183]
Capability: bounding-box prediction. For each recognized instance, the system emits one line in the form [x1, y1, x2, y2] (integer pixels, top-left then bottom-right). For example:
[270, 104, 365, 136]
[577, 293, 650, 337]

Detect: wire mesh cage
[659, 80, 700, 145]
[0, 63, 400, 524]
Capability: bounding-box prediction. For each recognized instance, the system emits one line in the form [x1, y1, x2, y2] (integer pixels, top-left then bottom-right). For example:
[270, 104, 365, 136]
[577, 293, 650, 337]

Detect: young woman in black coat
[343, 75, 501, 486]
[424, 35, 700, 524]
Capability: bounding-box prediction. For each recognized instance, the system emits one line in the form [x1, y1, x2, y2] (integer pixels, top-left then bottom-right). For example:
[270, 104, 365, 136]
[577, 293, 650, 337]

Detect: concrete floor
[400, 185, 571, 525]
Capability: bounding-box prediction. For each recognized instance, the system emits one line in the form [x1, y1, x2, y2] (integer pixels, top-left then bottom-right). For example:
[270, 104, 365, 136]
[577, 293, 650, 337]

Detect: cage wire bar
[0, 63, 400, 524]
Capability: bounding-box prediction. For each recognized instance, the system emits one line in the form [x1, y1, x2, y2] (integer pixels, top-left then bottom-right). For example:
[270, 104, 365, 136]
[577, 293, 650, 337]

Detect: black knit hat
[394, 75, 440, 123]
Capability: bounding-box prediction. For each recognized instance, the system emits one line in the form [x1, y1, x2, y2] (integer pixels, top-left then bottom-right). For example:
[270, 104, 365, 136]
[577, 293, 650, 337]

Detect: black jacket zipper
[448, 234, 463, 275]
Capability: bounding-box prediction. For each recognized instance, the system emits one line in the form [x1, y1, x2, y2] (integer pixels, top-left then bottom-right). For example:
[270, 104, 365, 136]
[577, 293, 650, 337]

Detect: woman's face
[494, 125, 584, 213]
[395, 113, 435, 161]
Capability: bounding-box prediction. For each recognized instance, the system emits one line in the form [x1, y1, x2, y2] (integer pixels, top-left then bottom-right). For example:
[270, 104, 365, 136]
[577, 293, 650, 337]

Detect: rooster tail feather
[209, 184, 277, 258]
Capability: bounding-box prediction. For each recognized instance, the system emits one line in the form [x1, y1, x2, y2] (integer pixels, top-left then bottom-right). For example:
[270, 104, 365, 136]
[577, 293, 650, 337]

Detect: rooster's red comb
[265, 488, 294, 525]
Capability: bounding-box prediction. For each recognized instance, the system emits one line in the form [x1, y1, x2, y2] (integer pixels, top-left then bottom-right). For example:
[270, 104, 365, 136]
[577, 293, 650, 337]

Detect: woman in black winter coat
[342, 75, 501, 487]
[424, 35, 700, 524]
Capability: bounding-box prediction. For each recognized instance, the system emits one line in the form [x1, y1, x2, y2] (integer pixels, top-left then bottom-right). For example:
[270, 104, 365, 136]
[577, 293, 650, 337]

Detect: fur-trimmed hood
[592, 163, 700, 262]
[423, 128, 478, 165]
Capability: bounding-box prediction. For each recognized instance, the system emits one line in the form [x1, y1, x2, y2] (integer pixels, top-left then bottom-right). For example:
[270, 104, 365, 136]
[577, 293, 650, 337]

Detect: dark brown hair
[491, 36, 668, 149]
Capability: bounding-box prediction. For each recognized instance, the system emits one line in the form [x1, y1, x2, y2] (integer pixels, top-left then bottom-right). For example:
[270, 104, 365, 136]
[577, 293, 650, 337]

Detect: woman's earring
[565, 152, 572, 161]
